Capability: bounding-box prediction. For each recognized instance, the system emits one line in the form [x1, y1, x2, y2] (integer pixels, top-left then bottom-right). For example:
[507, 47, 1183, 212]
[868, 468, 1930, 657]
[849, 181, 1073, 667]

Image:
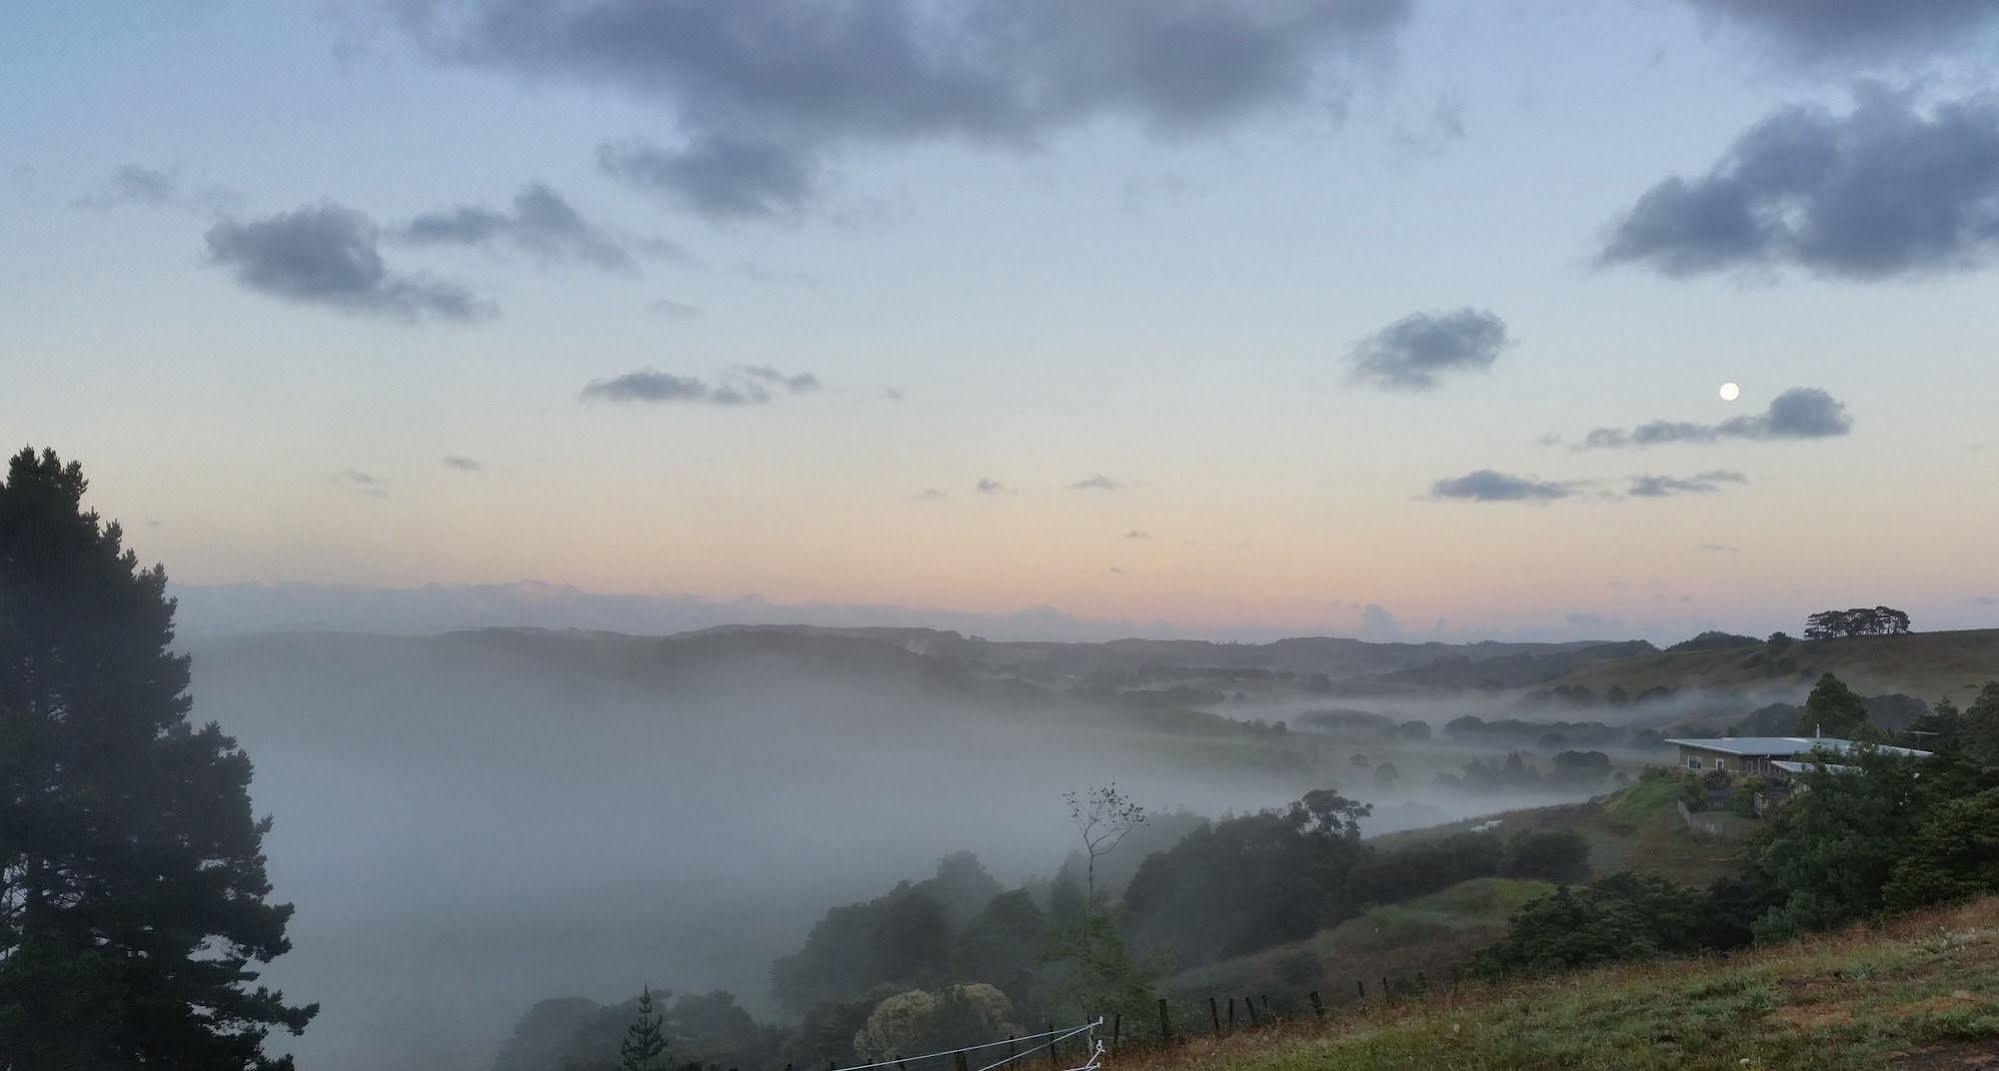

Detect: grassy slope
[1159, 879, 1556, 1006]
[1114, 896, 1999, 1070]
[1546, 629, 1999, 704]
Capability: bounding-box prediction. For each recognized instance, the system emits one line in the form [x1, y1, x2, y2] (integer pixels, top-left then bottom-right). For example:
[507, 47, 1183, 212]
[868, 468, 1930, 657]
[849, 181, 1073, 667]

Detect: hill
[1545, 629, 1999, 706]
[1114, 895, 1999, 1070]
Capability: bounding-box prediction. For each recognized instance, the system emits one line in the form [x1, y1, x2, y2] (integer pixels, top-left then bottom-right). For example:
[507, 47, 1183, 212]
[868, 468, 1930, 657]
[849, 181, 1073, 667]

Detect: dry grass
[1104, 898, 1999, 1071]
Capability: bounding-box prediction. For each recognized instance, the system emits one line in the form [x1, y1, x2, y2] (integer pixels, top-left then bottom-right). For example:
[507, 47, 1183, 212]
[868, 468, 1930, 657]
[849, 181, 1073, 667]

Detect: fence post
[1381, 977, 1390, 999]
[897, 1058, 908, 1071]
[1259, 995, 1270, 1022]
[1227, 997, 1235, 1032]
[1047, 1023, 1058, 1069]
[1244, 996, 1259, 1028]
[1157, 998, 1171, 1042]
[1308, 991, 1325, 1021]
[1416, 971, 1428, 993]
[1109, 1015, 1119, 1058]
[954, 1052, 969, 1071]
[1209, 996, 1221, 1036]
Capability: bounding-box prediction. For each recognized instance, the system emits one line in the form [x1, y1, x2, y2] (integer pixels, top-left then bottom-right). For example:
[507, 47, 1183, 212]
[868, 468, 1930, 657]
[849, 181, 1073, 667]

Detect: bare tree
[1065, 784, 1148, 907]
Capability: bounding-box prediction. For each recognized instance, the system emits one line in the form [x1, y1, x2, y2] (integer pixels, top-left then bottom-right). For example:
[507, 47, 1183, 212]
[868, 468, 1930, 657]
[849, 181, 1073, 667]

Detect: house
[1665, 736, 1932, 776]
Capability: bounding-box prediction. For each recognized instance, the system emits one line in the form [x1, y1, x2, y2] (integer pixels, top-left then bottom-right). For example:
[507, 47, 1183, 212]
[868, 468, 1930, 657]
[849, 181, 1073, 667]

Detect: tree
[1064, 785, 1147, 907]
[0, 447, 315, 1067]
[1796, 673, 1869, 738]
[1372, 762, 1399, 789]
[620, 986, 670, 1071]
[1803, 607, 1911, 639]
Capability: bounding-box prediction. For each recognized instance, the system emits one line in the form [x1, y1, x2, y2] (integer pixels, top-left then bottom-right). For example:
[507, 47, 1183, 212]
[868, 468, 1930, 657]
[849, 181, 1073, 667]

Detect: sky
[4, 0, 1998, 643]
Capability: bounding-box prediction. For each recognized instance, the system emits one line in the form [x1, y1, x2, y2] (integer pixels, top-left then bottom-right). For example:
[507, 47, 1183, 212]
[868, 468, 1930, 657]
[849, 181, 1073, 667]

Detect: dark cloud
[579, 369, 715, 404]
[1627, 470, 1747, 497]
[881, 388, 905, 401]
[401, 183, 637, 271]
[1600, 87, 1999, 280]
[739, 365, 821, 392]
[579, 366, 823, 407]
[441, 455, 483, 472]
[648, 297, 700, 319]
[1579, 387, 1853, 448]
[206, 203, 489, 321]
[1347, 308, 1508, 391]
[1428, 469, 1575, 502]
[600, 134, 817, 219]
[975, 477, 1009, 495]
[1680, 0, 1998, 65]
[1069, 474, 1124, 491]
[1123, 529, 1151, 540]
[404, 0, 1413, 216]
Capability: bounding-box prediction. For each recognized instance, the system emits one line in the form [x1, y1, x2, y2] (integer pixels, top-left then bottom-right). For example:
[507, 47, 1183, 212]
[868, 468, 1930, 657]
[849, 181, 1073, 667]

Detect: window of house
[1687, 756, 1702, 770]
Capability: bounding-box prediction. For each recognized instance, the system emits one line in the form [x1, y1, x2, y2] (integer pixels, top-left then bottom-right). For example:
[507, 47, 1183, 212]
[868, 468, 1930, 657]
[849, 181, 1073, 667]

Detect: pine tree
[0, 447, 316, 1067]
[620, 986, 670, 1071]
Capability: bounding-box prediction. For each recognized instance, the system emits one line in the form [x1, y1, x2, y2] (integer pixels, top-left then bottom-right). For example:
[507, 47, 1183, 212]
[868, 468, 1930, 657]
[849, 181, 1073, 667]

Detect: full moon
[1719, 382, 1741, 401]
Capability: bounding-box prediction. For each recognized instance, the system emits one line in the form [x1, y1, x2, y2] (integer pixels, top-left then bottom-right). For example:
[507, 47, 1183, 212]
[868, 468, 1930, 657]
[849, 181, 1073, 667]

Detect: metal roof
[1664, 736, 1932, 759]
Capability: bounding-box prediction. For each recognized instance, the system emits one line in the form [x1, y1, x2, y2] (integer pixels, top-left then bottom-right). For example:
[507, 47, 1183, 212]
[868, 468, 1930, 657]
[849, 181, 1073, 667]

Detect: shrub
[1498, 829, 1590, 883]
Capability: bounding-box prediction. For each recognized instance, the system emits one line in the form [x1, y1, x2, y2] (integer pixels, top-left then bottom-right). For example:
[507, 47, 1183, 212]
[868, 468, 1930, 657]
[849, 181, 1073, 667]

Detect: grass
[1159, 879, 1556, 1012]
[1112, 897, 1999, 1071]
[1546, 628, 1999, 705]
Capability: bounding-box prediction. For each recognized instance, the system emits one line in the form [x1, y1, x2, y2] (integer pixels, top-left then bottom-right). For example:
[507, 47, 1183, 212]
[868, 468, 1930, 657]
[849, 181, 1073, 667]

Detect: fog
[187, 629, 1360, 1070]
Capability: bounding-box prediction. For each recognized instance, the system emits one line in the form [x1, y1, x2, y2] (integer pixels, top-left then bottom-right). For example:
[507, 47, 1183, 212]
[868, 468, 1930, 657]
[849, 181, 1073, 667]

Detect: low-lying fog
[196, 630, 1522, 1071]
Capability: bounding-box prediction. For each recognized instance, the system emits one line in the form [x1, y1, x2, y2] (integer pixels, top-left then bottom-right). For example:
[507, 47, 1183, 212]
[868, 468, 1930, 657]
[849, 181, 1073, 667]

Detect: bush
[1473, 873, 1727, 977]
[1347, 832, 1503, 905]
[1498, 829, 1590, 883]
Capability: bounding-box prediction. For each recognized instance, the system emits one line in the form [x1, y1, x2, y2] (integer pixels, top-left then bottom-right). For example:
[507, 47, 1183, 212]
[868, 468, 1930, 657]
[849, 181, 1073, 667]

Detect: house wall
[1676, 746, 1777, 775]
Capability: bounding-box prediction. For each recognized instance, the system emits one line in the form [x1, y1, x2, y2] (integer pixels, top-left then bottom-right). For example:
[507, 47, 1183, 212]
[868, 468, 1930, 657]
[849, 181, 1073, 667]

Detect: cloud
[600, 134, 817, 219]
[1346, 308, 1508, 391]
[74, 164, 176, 208]
[1359, 603, 1400, 640]
[881, 388, 905, 401]
[1428, 469, 1575, 502]
[1599, 87, 1999, 280]
[1963, 595, 1999, 606]
[1679, 0, 1998, 65]
[400, 183, 639, 271]
[579, 365, 824, 407]
[1069, 474, 1123, 491]
[1123, 529, 1151, 540]
[441, 455, 483, 472]
[1579, 387, 1853, 448]
[648, 297, 700, 319]
[1698, 543, 1741, 553]
[739, 365, 821, 393]
[206, 203, 490, 321]
[404, 0, 1414, 216]
[1627, 470, 1748, 497]
[914, 488, 950, 501]
[339, 470, 389, 499]
[975, 477, 1009, 495]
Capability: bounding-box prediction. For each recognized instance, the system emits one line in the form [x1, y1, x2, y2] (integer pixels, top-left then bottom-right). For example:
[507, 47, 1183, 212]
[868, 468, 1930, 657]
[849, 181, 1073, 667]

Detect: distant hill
[1543, 628, 1999, 703]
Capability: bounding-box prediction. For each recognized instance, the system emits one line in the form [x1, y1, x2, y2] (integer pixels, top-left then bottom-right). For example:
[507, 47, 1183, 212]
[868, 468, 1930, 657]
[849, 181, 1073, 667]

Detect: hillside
[1546, 629, 1999, 706]
[1113, 895, 1999, 1070]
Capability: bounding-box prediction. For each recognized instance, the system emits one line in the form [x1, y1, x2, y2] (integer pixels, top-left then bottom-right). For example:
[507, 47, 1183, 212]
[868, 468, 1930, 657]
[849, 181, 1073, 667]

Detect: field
[1544, 629, 1999, 705]
[1109, 896, 1999, 1070]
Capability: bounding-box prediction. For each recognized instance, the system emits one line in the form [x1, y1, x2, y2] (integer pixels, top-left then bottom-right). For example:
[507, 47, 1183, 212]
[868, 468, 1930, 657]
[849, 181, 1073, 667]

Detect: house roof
[1665, 736, 1932, 759]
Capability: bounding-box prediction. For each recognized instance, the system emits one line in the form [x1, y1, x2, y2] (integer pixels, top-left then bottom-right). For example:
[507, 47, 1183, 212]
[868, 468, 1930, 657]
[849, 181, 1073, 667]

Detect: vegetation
[0, 448, 315, 1067]
[1805, 606, 1913, 639]
[1112, 895, 1999, 1071]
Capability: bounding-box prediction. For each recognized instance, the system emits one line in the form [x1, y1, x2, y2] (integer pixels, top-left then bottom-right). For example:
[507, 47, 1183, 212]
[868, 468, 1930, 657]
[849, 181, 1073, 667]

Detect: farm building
[1664, 736, 1931, 776]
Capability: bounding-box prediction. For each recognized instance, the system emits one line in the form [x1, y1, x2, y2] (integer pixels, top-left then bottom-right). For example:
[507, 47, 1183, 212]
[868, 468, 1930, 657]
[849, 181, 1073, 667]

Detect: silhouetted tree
[621, 987, 669, 1071]
[1064, 784, 1147, 906]
[0, 447, 315, 1067]
[1796, 673, 1869, 738]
